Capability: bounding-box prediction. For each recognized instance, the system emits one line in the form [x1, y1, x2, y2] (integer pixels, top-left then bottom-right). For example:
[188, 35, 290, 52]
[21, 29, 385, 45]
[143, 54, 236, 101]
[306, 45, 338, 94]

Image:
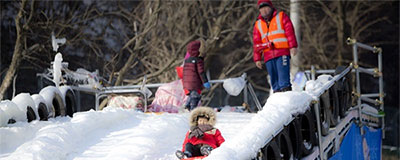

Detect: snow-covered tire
[12, 93, 37, 122]
[300, 109, 317, 156]
[319, 91, 332, 136]
[0, 100, 23, 124]
[31, 94, 49, 121]
[278, 128, 294, 160]
[334, 66, 353, 117]
[59, 86, 77, 117]
[288, 117, 303, 159]
[260, 139, 281, 160]
[0, 106, 12, 127]
[39, 86, 65, 117]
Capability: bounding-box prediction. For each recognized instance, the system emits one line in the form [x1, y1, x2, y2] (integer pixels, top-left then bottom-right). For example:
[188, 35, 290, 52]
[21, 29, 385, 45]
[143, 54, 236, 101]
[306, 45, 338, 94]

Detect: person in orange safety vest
[253, 0, 298, 92]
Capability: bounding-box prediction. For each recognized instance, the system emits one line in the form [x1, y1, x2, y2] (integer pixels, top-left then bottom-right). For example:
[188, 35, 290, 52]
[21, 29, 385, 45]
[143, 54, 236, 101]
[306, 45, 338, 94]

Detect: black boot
[200, 145, 213, 156]
[280, 86, 292, 92]
[176, 150, 192, 159]
[189, 91, 201, 111]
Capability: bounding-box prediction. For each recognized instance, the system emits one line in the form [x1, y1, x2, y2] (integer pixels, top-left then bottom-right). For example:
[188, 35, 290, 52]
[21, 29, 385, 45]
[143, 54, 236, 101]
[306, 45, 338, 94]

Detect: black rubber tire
[329, 86, 340, 126]
[64, 89, 76, 117]
[37, 102, 49, 121]
[278, 128, 294, 160]
[334, 66, 353, 117]
[319, 91, 332, 136]
[288, 117, 303, 159]
[26, 106, 37, 122]
[300, 109, 317, 156]
[341, 77, 352, 116]
[53, 93, 66, 117]
[261, 139, 281, 160]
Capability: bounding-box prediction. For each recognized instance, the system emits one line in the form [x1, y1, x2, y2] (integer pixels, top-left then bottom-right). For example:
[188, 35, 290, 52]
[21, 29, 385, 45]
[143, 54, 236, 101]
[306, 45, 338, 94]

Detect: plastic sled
[182, 156, 206, 160]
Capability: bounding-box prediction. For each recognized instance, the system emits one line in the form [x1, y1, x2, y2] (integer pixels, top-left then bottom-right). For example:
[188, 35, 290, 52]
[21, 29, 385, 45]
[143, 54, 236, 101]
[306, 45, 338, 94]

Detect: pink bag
[148, 80, 188, 113]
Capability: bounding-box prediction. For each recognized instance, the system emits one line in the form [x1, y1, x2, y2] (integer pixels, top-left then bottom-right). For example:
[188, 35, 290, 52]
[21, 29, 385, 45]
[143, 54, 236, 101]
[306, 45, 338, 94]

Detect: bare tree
[299, 1, 395, 69]
[0, 0, 28, 100]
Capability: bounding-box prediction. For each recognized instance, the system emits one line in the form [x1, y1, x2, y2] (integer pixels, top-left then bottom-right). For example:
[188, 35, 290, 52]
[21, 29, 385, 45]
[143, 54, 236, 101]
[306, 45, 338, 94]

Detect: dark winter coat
[253, 0, 298, 63]
[182, 107, 225, 152]
[183, 41, 208, 94]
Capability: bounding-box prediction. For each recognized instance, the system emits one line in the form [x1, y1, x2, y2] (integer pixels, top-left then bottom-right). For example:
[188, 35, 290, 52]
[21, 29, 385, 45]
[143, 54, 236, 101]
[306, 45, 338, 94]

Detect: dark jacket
[253, 0, 298, 63]
[183, 41, 208, 94]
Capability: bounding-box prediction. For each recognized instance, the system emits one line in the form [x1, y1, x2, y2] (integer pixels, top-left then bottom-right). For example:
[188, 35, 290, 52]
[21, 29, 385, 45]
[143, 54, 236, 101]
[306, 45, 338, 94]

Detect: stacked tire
[39, 86, 66, 117]
[334, 66, 353, 118]
[0, 85, 77, 127]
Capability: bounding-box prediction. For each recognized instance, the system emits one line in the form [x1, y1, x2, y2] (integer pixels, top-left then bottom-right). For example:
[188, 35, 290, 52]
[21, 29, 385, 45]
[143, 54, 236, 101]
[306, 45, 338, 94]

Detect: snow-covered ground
[0, 91, 313, 160]
[0, 108, 254, 160]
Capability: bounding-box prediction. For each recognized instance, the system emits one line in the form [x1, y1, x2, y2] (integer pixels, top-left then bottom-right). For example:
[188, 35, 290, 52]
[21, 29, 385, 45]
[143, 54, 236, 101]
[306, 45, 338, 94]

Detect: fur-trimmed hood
[189, 106, 216, 127]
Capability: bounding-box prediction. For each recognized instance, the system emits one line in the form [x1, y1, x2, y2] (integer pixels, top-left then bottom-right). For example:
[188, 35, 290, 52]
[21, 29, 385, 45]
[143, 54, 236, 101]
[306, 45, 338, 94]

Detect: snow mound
[205, 91, 313, 160]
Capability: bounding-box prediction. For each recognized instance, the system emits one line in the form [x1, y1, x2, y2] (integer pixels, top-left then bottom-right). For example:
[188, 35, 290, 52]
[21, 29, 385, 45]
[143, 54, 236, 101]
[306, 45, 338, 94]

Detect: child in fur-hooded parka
[176, 107, 225, 159]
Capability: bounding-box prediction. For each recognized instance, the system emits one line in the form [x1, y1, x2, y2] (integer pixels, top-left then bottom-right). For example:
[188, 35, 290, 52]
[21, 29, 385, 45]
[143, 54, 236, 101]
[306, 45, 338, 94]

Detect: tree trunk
[336, 1, 344, 66]
[0, 0, 26, 100]
[290, 0, 301, 80]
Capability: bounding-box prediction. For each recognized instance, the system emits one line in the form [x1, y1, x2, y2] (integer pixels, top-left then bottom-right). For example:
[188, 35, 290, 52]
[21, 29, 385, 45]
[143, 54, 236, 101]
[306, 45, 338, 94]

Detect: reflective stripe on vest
[255, 12, 289, 50]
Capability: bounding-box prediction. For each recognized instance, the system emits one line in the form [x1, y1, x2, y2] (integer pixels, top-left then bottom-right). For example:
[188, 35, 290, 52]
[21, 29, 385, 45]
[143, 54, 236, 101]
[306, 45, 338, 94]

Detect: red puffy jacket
[253, 7, 298, 63]
[181, 128, 225, 152]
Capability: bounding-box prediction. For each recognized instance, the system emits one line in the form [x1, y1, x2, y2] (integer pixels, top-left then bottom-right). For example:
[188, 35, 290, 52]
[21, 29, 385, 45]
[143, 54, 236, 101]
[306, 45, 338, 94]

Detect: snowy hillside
[0, 91, 312, 160]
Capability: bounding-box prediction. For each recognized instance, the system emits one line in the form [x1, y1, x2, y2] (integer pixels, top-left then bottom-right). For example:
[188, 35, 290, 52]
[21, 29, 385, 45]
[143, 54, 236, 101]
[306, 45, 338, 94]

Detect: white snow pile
[65, 68, 102, 89]
[53, 53, 63, 87]
[0, 108, 190, 160]
[205, 91, 313, 160]
[0, 100, 26, 126]
[0, 83, 322, 159]
[305, 74, 333, 98]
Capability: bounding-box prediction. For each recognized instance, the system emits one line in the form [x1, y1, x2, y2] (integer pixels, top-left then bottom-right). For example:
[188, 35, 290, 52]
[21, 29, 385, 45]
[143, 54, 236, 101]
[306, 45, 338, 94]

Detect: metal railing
[85, 73, 263, 112]
[347, 37, 384, 138]
[303, 38, 385, 159]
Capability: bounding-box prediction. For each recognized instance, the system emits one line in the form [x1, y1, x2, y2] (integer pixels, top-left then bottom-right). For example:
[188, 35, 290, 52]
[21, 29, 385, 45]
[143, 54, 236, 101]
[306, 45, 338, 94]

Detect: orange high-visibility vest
[255, 12, 289, 52]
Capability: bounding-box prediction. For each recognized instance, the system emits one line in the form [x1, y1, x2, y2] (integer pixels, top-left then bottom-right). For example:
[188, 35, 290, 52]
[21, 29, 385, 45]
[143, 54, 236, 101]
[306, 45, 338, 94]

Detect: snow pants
[184, 143, 202, 157]
[184, 143, 212, 157]
[265, 55, 291, 92]
[185, 91, 201, 111]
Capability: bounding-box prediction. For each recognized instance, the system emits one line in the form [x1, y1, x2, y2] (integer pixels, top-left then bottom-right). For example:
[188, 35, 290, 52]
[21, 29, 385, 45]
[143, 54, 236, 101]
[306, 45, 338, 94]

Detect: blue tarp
[330, 123, 382, 160]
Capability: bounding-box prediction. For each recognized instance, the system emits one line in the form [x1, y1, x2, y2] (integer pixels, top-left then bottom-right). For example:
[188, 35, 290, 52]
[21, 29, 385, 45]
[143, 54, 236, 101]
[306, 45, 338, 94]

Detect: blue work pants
[265, 55, 291, 92]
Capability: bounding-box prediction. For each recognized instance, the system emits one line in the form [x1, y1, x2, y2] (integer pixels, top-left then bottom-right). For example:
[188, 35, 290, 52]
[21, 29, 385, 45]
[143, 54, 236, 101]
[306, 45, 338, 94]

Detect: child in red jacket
[176, 106, 225, 159]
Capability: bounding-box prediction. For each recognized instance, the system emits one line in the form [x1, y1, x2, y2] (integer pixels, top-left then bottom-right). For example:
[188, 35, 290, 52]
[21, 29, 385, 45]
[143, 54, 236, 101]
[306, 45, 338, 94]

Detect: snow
[205, 91, 313, 160]
[51, 33, 66, 52]
[0, 106, 12, 127]
[65, 68, 102, 89]
[31, 94, 50, 118]
[12, 93, 36, 120]
[30, 94, 44, 119]
[0, 100, 25, 123]
[53, 53, 63, 87]
[0, 90, 315, 160]
[0, 108, 254, 160]
[39, 86, 64, 117]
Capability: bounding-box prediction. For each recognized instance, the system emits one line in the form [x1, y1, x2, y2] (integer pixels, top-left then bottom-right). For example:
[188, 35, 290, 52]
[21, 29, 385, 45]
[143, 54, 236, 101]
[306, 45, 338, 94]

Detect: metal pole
[355, 42, 376, 52]
[248, 83, 263, 111]
[311, 65, 316, 80]
[353, 43, 364, 136]
[378, 50, 385, 138]
[95, 93, 99, 111]
[244, 83, 248, 106]
[313, 102, 325, 160]
[242, 73, 248, 106]
[353, 44, 361, 108]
